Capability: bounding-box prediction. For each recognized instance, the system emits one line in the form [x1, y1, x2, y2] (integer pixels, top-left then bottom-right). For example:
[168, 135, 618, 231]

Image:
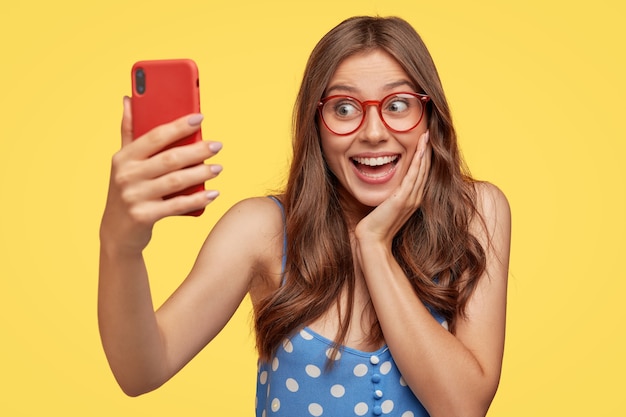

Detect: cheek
[400, 129, 426, 157]
[320, 132, 343, 172]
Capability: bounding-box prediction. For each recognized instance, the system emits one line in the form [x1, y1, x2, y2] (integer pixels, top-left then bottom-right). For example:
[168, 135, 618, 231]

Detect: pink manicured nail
[188, 114, 204, 126]
[208, 142, 223, 153]
[210, 165, 223, 174]
[206, 190, 219, 199]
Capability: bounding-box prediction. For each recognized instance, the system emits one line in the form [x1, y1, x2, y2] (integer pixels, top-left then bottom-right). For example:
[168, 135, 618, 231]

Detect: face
[320, 49, 428, 209]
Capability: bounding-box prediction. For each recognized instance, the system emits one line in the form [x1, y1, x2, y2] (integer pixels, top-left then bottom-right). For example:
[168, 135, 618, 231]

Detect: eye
[385, 97, 410, 113]
[331, 99, 361, 119]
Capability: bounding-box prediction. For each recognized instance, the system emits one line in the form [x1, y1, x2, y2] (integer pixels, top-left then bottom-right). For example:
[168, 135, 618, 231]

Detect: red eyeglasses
[318, 92, 430, 136]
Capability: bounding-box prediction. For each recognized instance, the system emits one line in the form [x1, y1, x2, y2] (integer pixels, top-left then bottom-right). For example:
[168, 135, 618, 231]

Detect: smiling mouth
[351, 155, 399, 178]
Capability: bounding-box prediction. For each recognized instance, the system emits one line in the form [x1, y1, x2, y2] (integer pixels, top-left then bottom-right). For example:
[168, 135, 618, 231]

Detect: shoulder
[223, 195, 284, 220]
[219, 195, 285, 263]
[472, 181, 511, 231]
[216, 196, 285, 242]
[217, 196, 286, 299]
[470, 182, 511, 265]
[195, 196, 285, 292]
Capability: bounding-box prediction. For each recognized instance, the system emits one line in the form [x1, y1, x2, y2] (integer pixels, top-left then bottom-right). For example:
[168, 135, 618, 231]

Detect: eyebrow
[325, 79, 418, 96]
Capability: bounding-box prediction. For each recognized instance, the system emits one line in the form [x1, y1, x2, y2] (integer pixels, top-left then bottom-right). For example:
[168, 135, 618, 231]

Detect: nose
[358, 104, 389, 144]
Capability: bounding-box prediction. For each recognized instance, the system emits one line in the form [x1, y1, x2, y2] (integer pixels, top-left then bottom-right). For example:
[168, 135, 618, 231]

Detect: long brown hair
[254, 16, 486, 361]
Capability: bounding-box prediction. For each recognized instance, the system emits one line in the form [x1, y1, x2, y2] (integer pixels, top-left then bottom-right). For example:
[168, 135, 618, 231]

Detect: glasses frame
[318, 92, 430, 136]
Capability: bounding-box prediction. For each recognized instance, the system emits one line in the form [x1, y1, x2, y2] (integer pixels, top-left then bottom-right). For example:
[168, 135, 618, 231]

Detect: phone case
[131, 59, 204, 216]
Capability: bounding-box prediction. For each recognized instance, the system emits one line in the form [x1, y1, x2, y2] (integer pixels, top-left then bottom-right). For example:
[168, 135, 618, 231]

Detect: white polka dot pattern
[353, 363, 368, 377]
[285, 378, 299, 392]
[325, 347, 341, 360]
[380, 361, 392, 375]
[354, 402, 368, 416]
[305, 364, 321, 378]
[308, 403, 323, 416]
[300, 329, 313, 340]
[282, 338, 294, 353]
[271, 398, 280, 412]
[256, 316, 447, 417]
[330, 384, 345, 398]
[381, 399, 394, 414]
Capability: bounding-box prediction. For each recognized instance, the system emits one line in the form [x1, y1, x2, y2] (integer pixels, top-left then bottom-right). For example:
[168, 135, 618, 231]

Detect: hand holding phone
[131, 59, 206, 216]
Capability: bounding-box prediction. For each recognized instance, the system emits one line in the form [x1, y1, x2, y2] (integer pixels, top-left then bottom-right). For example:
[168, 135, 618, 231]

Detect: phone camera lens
[135, 68, 146, 95]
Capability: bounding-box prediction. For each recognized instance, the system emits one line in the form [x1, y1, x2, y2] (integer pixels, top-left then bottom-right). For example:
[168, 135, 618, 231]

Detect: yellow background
[1, 0, 624, 415]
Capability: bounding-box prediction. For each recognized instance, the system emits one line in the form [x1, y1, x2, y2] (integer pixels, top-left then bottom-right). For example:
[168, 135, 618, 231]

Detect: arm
[354, 135, 511, 416]
[98, 98, 280, 396]
[99, 200, 271, 396]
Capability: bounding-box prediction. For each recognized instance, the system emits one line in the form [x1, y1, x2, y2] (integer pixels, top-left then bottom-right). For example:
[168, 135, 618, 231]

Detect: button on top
[370, 355, 380, 365]
[371, 374, 381, 383]
[374, 389, 383, 399]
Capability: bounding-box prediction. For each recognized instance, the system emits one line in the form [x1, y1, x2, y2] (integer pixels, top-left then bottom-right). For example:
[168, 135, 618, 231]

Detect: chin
[354, 190, 393, 208]
[336, 180, 396, 210]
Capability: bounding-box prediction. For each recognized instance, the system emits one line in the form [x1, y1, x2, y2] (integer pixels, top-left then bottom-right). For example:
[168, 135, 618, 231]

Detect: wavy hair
[254, 16, 486, 361]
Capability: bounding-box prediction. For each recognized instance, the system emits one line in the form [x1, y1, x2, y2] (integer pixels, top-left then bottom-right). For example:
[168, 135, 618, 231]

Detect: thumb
[120, 96, 134, 147]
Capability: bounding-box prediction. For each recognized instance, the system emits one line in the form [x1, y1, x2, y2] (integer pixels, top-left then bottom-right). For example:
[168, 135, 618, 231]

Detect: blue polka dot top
[257, 197, 447, 417]
[256, 317, 446, 417]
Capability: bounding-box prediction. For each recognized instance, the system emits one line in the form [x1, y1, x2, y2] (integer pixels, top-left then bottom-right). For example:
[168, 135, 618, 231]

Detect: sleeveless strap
[267, 196, 287, 285]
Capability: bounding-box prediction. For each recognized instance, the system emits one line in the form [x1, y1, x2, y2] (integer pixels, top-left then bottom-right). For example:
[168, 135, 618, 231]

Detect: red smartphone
[131, 59, 204, 216]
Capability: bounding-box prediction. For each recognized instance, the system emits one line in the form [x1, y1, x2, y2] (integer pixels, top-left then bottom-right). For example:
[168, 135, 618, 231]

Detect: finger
[129, 190, 219, 224]
[128, 113, 204, 159]
[413, 130, 430, 173]
[401, 131, 430, 202]
[160, 190, 220, 217]
[411, 136, 431, 202]
[400, 130, 429, 193]
[420, 130, 430, 156]
[140, 140, 222, 180]
[121, 96, 134, 147]
[128, 163, 222, 202]
[110, 140, 222, 195]
[414, 141, 431, 198]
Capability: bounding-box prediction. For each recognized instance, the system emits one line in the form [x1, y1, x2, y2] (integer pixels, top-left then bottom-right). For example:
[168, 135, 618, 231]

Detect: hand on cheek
[355, 130, 430, 246]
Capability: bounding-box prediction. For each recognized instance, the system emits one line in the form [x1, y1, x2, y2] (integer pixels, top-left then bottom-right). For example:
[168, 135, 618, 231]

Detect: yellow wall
[1, 1, 624, 415]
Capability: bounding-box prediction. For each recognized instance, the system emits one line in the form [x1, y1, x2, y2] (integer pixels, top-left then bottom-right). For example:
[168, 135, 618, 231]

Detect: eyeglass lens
[321, 93, 424, 135]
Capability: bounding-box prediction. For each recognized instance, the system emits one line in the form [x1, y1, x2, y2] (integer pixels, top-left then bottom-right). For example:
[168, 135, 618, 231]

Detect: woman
[99, 16, 511, 417]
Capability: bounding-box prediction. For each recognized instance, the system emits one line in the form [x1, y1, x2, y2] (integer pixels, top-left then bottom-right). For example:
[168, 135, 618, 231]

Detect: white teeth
[353, 155, 398, 166]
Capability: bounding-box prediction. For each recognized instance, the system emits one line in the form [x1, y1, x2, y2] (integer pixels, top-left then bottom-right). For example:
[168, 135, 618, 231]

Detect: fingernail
[188, 114, 204, 126]
[208, 142, 222, 153]
[210, 165, 223, 174]
[206, 190, 219, 199]
[424, 130, 430, 144]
